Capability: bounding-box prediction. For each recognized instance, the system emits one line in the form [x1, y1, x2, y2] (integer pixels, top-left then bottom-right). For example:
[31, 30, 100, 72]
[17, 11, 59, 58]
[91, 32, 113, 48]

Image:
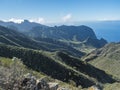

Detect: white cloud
[30, 18, 45, 24]
[3, 18, 45, 24]
[8, 18, 24, 23]
[62, 14, 72, 22]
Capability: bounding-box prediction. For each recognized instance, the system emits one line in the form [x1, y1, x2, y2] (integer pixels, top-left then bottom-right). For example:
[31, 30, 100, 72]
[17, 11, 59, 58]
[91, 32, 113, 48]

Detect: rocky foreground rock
[1, 73, 70, 90]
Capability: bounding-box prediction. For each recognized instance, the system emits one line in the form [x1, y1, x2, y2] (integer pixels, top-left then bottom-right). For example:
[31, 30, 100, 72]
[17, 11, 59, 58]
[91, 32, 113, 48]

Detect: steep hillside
[0, 25, 84, 57]
[74, 20, 120, 42]
[0, 44, 116, 88]
[27, 25, 107, 48]
[86, 21, 120, 42]
[0, 20, 107, 50]
[55, 52, 115, 84]
[0, 57, 80, 90]
[28, 25, 96, 41]
[0, 44, 95, 88]
[83, 43, 120, 80]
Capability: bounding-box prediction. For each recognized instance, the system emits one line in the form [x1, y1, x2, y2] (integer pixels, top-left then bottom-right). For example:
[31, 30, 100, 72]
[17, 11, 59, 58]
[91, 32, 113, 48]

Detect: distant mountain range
[1, 20, 119, 42]
[0, 20, 47, 32]
[0, 20, 107, 50]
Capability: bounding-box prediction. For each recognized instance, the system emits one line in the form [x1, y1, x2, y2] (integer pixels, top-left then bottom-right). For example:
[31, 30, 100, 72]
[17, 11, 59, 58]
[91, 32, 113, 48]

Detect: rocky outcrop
[21, 73, 59, 90]
[0, 72, 60, 90]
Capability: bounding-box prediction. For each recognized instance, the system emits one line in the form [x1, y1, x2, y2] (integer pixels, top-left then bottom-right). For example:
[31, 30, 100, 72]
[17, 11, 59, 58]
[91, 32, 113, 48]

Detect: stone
[48, 82, 59, 90]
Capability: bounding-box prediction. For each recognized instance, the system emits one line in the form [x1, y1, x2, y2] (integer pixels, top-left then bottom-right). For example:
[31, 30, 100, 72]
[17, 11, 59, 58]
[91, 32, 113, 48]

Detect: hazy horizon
[0, 0, 120, 24]
[0, 0, 120, 42]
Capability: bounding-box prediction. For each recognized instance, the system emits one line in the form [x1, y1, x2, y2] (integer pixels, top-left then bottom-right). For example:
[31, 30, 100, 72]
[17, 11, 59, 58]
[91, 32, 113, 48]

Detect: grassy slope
[0, 44, 96, 88]
[89, 57, 120, 79]
[85, 43, 120, 80]
[0, 44, 116, 88]
[103, 82, 120, 90]
[83, 43, 120, 90]
[0, 57, 79, 90]
[57, 52, 115, 83]
[0, 57, 118, 90]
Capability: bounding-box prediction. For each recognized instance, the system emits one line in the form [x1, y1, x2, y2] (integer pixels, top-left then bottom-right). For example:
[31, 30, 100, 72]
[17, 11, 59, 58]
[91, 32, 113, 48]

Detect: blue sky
[0, 0, 120, 24]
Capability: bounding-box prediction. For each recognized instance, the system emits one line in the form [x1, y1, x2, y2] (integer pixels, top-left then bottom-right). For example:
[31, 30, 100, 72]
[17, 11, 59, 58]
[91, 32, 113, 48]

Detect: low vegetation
[0, 43, 116, 89]
[0, 57, 80, 90]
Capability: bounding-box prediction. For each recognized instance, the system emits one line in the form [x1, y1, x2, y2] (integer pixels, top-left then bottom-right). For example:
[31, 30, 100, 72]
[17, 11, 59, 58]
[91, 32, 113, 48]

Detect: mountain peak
[23, 19, 30, 23]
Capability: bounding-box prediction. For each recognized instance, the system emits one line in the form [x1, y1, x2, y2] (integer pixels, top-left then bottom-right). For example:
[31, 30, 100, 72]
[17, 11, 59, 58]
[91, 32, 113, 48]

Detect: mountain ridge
[0, 20, 108, 51]
[0, 25, 85, 57]
[0, 20, 47, 32]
